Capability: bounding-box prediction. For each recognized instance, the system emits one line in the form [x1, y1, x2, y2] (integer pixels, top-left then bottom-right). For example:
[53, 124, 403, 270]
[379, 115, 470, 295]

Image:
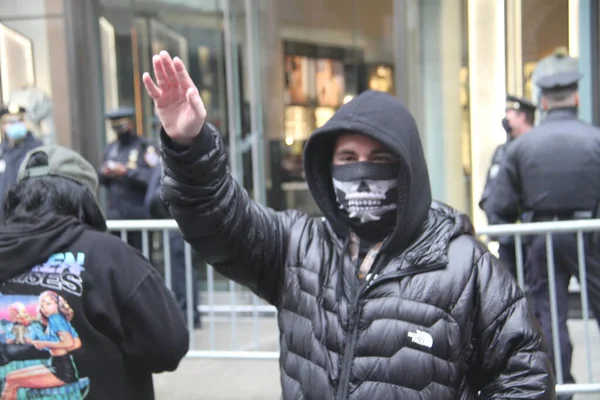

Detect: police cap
[536, 70, 582, 94]
[0, 103, 27, 120]
[105, 107, 136, 120]
[505, 94, 536, 113]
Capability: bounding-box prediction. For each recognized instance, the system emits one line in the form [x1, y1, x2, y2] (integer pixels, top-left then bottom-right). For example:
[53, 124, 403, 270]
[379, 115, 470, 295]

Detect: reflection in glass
[0, 23, 35, 105]
[99, 17, 119, 144]
[284, 105, 311, 142]
[315, 58, 344, 107]
[315, 106, 335, 128]
[285, 55, 314, 105]
[459, 66, 471, 177]
[149, 19, 189, 66]
[368, 65, 393, 94]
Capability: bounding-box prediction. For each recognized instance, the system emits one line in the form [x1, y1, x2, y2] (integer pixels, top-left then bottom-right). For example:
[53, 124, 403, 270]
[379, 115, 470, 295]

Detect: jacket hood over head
[0, 215, 85, 282]
[303, 90, 432, 254]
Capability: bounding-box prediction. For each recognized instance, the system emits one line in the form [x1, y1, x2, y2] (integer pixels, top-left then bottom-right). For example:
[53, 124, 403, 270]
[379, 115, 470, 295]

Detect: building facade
[0, 0, 597, 230]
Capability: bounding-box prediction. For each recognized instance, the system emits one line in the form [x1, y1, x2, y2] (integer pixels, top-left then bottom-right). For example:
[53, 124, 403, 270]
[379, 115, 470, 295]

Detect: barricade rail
[108, 218, 600, 396]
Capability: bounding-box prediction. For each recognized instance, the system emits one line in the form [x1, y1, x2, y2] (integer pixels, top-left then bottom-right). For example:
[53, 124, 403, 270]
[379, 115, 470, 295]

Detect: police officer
[488, 71, 600, 399]
[98, 107, 156, 251]
[0, 104, 42, 222]
[480, 95, 535, 278]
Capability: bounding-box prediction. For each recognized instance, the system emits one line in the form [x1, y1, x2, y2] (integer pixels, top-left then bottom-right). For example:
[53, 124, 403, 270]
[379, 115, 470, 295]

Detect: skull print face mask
[332, 162, 399, 224]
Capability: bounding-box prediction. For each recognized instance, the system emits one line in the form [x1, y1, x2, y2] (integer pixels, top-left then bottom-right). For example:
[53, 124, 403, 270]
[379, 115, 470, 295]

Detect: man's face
[331, 133, 399, 224]
[505, 109, 526, 136]
[1, 115, 24, 135]
[110, 117, 133, 135]
[332, 134, 396, 166]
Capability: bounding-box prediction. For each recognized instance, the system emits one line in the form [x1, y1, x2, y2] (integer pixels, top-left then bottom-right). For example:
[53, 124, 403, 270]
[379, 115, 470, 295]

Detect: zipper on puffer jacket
[335, 261, 446, 400]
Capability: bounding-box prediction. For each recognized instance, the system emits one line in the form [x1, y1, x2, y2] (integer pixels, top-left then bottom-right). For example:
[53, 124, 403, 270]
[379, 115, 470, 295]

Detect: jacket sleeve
[97, 145, 112, 186]
[471, 251, 555, 399]
[160, 123, 303, 306]
[487, 146, 522, 221]
[478, 147, 500, 213]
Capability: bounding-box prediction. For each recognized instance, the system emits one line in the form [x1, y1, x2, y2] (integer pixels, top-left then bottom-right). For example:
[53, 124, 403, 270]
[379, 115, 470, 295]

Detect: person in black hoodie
[143, 52, 554, 399]
[0, 145, 188, 399]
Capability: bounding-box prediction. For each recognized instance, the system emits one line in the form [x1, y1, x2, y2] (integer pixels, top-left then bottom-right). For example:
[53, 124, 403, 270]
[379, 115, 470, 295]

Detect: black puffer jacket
[161, 91, 554, 399]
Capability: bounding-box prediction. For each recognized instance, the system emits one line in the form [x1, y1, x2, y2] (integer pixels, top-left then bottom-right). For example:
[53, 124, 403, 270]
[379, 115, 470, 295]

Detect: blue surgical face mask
[5, 122, 27, 141]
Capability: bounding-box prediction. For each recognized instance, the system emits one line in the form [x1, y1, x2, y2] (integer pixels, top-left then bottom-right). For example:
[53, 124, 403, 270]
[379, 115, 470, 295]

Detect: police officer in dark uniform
[98, 107, 157, 251]
[480, 95, 535, 278]
[0, 104, 42, 223]
[488, 71, 600, 399]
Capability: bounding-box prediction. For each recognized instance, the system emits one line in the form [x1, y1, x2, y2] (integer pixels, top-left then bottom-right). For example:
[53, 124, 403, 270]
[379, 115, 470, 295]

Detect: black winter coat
[161, 91, 554, 399]
[489, 107, 600, 219]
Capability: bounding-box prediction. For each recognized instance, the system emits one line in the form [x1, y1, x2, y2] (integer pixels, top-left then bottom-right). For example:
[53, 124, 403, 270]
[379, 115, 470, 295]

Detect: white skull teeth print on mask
[333, 178, 397, 222]
[331, 162, 400, 224]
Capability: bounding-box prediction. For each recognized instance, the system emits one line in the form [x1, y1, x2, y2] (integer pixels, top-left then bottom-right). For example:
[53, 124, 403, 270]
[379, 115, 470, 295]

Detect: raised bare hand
[142, 51, 206, 145]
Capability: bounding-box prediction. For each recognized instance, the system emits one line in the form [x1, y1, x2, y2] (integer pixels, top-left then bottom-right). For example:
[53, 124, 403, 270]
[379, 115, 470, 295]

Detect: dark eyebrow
[370, 149, 394, 156]
[333, 149, 357, 157]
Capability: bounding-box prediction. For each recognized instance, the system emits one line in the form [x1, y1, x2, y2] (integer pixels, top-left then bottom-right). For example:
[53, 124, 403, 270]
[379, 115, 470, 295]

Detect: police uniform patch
[127, 149, 139, 170]
[144, 145, 159, 167]
[489, 164, 500, 178]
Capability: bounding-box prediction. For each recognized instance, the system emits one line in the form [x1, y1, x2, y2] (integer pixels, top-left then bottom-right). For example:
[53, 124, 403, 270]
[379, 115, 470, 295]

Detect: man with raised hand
[143, 51, 554, 400]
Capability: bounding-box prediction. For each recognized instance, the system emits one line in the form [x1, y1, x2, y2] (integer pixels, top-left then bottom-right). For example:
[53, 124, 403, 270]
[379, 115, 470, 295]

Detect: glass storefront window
[258, 0, 397, 215]
[99, 0, 225, 144]
[397, 0, 471, 216]
[521, 0, 575, 112]
[0, 1, 68, 146]
[98, 0, 230, 289]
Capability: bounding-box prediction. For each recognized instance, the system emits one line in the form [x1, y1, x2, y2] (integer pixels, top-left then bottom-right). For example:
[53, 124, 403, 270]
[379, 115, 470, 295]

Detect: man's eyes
[371, 155, 396, 163]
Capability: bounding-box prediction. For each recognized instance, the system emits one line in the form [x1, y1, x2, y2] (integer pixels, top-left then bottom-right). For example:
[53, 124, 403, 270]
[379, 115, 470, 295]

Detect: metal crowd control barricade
[108, 219, 600, 395]
[106, 219, 280, 361]
[479, 219, 600, 397]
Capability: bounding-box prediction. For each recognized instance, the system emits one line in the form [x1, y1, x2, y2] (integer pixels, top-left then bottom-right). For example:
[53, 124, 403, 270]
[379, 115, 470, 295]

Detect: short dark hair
[544, 88, 577, 103]
[3, 151, 106, 231]
[520, 109, 535, 126]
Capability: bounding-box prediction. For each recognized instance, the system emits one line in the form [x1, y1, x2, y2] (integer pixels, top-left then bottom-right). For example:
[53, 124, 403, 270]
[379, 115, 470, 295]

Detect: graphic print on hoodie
[0, 215, 189, 399]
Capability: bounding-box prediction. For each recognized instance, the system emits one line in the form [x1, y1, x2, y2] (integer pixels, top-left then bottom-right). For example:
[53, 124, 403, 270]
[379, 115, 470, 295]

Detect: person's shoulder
[505, 131, 538, 157]
[578, 120, 600, 135]
[80, 228, 144, 260]
[447, 228, 487, 261]
[445, 233, 498, 288]
[491, 143, 505, 157]
[27, 136, 44, 149]
[414, 202, 480, 269]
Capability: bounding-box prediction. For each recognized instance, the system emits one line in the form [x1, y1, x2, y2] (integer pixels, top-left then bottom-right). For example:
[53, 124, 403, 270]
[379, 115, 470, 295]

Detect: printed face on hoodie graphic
[332, 133, 399, 223]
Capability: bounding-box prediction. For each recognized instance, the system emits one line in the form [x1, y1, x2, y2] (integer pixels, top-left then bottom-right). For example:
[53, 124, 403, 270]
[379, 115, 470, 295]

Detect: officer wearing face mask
[143, 53, 554, 399]
[0, 104, 42, 223]
[479, 95, 535, 278]
[98, 107, 156, 252]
